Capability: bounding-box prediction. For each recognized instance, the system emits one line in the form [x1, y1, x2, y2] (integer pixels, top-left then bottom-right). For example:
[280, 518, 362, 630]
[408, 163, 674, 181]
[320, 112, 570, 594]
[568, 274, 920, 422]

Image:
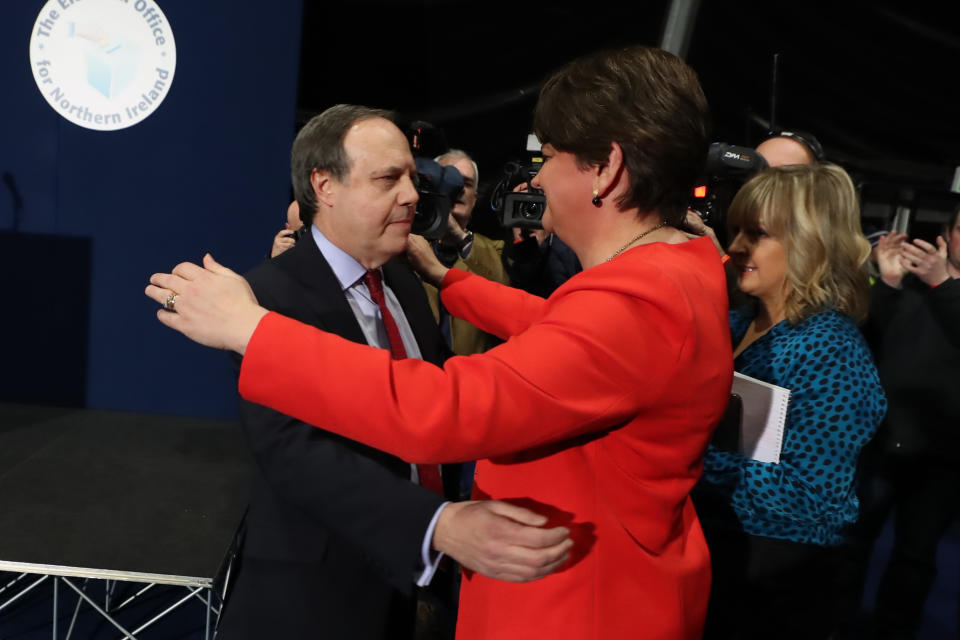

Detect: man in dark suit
[215, 105, 571, 640]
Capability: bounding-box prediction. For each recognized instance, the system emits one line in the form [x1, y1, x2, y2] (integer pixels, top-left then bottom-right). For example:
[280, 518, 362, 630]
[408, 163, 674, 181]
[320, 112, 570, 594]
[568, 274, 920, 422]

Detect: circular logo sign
[29, 0, 176, 131]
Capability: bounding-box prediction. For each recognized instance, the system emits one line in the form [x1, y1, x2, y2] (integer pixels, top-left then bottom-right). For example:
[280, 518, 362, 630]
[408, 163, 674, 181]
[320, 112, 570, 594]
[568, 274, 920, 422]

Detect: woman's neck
[578, 212, 674, 269]
[755, 294, 787, 331]
[733, 298, 786, 359]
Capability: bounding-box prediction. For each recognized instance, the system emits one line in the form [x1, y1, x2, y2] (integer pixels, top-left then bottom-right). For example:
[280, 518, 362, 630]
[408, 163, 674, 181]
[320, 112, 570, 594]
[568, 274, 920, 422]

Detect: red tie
[362, 270, 444, 496]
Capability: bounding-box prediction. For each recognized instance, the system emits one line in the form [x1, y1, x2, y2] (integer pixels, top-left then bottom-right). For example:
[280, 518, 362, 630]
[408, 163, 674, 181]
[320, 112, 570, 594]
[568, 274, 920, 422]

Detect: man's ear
[593, 141, 625, 200]
[311, 168, 337, 208]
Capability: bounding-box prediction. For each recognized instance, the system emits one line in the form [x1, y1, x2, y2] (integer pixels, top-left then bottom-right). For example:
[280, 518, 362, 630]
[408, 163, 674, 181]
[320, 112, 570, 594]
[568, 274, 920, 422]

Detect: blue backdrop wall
[0, 1, 303, 419]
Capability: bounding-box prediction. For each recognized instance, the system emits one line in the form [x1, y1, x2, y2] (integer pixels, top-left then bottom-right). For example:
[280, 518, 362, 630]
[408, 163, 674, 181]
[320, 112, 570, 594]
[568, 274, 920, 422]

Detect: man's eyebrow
[370, 165, 407, 177]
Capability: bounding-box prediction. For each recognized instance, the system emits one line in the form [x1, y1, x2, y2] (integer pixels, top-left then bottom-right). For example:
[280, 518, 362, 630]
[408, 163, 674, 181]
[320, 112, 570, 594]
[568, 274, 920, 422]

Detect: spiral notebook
[728, 372, 790, 464]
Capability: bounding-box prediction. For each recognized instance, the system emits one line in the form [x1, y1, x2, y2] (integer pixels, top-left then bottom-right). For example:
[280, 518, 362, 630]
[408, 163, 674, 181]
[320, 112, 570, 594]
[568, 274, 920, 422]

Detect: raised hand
[681, 209, 724, 255]
[271, 226, 297, 258]
[900, 236, 950, 287]
[875, 231, 908, 288]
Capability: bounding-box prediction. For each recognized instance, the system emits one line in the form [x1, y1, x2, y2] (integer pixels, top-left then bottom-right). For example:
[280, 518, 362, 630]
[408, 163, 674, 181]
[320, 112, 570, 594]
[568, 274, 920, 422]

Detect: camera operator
[503, 183, 582, 298]
[683, 127, 822, 254]
[422, 149, 509, 356]
[755, 128, 824, 167]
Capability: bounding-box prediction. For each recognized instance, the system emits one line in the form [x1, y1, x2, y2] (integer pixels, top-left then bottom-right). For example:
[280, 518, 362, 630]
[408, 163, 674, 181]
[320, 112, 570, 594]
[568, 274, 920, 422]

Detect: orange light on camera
[693, 185, 707, 198]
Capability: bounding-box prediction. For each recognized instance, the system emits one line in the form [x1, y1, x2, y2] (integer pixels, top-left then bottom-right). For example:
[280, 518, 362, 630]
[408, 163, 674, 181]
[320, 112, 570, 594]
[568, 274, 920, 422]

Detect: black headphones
[763, 128, 825, 162]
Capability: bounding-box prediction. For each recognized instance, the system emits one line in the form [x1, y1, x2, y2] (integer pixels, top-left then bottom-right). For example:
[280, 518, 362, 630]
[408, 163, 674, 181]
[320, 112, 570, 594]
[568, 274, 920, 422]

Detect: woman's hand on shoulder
[405, 234, 449, 288]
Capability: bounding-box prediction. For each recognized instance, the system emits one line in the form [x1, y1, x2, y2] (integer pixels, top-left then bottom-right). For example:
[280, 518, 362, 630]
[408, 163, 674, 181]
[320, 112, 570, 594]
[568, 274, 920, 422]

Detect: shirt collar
[310, 225, 372, 291]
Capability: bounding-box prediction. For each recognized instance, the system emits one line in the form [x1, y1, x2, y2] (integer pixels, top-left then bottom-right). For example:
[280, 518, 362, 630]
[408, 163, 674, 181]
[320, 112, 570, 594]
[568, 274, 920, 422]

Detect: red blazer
[239, 237, 733, 639]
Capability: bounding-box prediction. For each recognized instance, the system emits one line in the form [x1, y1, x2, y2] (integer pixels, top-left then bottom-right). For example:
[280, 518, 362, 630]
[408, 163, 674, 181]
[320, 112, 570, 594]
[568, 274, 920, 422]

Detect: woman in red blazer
[149, 46, 733, 639]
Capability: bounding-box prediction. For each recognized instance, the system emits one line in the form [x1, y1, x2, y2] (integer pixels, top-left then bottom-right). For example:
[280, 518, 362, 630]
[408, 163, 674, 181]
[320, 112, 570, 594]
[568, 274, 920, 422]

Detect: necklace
[605, 220, 668, 262]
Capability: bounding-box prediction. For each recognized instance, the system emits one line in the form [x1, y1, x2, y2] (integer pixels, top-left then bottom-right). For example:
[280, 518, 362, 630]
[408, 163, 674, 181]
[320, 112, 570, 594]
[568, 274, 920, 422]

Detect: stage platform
[0, 403, 252, 638]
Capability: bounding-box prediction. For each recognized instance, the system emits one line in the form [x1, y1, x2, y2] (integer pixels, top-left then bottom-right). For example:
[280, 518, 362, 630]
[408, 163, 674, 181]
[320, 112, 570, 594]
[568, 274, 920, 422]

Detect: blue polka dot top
[700, 307, 887, 547]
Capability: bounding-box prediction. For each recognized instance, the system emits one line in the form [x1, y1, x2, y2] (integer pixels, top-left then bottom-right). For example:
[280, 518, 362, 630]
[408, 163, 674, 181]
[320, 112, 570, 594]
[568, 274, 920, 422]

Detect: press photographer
[684, 142, 768, 250]
[403, 120, 463, 242]
[269, 201, 307, 258]
[420, 148, 509, 357]
[683, 128, 824, 249]
[755, 128, 824, 167]
[492, 148, 582, 296]
[493, 156, 546, 230]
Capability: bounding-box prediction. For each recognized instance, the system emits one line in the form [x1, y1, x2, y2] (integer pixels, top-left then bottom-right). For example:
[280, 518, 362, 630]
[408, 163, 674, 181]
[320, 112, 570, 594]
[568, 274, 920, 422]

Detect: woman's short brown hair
[728, 163, 872, 323]
[533, 45, 709, 225]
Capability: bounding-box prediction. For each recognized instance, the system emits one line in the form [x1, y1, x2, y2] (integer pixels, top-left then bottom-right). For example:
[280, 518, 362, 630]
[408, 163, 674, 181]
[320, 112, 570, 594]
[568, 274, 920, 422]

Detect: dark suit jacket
[216, 230, 451, 640]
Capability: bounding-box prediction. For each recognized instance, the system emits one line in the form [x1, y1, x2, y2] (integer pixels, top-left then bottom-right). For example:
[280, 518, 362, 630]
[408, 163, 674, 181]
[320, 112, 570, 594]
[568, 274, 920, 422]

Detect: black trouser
[702, 527, 841, 640]
[839, 446, 960, 639]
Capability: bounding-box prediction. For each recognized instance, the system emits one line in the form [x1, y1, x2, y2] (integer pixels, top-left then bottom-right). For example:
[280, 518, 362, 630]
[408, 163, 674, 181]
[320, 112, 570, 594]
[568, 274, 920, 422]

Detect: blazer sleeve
[236, 380, 444, 594]
[239, 269, 690, 464]
[438, 268, 548, 339]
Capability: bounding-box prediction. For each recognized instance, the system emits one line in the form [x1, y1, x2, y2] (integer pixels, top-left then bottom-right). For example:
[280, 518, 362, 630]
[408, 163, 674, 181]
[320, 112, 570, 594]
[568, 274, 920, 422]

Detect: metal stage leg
[106, 579, 119, 611]
[65, 578, 88, 640]
[52, 576, 58, 640]
[204, 588, 212, 640]
[189, 586, 224, 640]
[220, 554, 233, 604]
[208, 548, 234, 639]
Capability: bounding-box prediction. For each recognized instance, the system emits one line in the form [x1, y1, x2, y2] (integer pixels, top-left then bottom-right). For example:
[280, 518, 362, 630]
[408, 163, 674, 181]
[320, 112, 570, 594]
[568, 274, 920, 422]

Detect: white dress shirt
[311, 226, 447, 586]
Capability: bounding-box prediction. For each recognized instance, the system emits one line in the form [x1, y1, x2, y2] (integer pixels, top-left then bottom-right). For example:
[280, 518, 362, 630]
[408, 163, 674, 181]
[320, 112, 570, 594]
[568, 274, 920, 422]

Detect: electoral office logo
[29, 0, 177, 131]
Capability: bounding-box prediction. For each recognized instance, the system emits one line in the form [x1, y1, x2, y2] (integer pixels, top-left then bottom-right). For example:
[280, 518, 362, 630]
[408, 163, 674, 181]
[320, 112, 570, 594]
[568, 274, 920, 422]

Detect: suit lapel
[272, 230, 369, 346]
[274, 231, 445, 364]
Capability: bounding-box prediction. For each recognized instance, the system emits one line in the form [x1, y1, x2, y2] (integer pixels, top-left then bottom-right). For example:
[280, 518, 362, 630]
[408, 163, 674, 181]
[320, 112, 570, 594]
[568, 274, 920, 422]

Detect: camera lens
[519, 201, 543, 220]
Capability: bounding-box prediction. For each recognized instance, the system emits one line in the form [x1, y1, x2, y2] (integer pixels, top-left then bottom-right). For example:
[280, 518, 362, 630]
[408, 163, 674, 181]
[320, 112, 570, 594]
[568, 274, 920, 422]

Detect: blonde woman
[696, 163, 887, 639]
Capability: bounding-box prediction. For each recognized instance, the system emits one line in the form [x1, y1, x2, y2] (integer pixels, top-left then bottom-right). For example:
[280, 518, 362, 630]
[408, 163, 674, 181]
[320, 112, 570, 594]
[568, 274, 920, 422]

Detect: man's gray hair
[435, 148, 479, 187]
